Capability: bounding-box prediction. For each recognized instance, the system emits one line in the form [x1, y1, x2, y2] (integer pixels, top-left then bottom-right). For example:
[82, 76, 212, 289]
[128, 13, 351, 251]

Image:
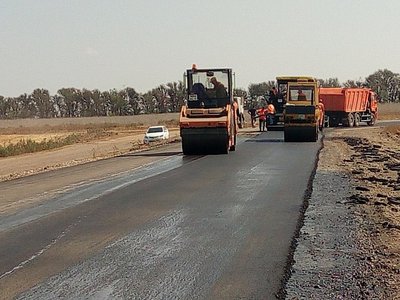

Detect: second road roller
[283, 77, 325, 142]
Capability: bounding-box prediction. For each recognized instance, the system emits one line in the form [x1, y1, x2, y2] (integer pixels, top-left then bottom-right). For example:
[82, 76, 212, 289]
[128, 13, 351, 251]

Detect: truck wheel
[324, 116, 329, 128]
[354, 113, 361, 127]
[346, 113, 354, 127]
[367, 114, 376, 126]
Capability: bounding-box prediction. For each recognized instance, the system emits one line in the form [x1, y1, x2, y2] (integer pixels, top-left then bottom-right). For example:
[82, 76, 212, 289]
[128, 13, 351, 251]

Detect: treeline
[248, 69, 400, 103]
[0, 69, 399, 119]
[0, 82, 186, 119]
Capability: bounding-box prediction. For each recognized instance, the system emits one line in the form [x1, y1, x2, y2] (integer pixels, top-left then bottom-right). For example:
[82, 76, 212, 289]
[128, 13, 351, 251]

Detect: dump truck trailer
[319, 88, 378, 127]
[179, 66, 238, 155]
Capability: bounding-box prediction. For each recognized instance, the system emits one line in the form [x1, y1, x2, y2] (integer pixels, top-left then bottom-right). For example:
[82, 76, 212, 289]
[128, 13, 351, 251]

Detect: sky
[1, 0, 399, 97]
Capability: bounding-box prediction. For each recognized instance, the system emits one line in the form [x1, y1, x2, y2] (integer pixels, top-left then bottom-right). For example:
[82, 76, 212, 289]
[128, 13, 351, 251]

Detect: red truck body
[320, 88, 370, 112]
[319, 88, 378, 127]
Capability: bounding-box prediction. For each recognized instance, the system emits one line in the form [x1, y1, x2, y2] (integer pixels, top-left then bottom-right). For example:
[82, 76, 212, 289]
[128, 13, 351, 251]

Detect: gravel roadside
[285, 125, 400, 299]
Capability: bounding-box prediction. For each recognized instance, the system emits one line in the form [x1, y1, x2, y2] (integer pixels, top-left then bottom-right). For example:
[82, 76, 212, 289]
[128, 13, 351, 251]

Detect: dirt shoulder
[286, 124, 400, 299]
[0, 128, 182, 182]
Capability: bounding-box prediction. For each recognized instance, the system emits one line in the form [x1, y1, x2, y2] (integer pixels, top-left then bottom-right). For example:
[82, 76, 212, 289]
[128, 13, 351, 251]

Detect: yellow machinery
[179, 66, 238, 154]
[283, 78, 324, 142]
[268, 76, 317, 130]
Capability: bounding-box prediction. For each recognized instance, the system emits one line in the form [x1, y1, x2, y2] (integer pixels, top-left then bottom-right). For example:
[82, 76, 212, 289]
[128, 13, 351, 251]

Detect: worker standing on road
[248, 107, 257, 128]
[257, 107, 266, 132]
[269, 87, 278, 103]
[266, 103, 276, 126]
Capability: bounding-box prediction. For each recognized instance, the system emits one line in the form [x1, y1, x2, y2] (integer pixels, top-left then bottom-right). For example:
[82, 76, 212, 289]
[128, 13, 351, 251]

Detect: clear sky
[1, 0, 399, 97]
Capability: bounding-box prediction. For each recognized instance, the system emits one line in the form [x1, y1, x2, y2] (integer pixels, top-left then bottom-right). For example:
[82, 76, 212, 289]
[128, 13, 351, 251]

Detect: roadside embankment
[286, 125, 400, 299]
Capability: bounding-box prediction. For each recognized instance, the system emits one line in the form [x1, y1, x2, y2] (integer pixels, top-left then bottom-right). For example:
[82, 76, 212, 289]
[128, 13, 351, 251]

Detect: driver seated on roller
[210, 77, 228, 98]
[297, 89, 307, 101]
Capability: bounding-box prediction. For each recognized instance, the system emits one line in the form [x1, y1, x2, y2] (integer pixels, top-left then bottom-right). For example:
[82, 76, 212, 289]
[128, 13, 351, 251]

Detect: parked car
[143, 126, 169, 144]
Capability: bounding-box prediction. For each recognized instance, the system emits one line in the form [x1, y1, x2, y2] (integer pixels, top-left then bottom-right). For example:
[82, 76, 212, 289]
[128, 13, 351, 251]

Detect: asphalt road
[0, 131, 321, 299]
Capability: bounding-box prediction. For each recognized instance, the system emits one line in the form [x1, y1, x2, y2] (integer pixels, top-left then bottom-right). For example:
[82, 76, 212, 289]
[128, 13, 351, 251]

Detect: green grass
[0, 134, 81, 157]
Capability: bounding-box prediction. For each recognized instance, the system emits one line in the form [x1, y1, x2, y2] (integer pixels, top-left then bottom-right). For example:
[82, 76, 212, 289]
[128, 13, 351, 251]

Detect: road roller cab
[283, 79, 324, 142]
[179, 66, 238, 154]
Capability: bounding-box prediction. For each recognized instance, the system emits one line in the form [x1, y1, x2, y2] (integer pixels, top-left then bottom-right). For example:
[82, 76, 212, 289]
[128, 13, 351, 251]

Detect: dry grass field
[0, 103, 399, 156]
[0, 113, 180, 156]
[377, 102, 400, 120]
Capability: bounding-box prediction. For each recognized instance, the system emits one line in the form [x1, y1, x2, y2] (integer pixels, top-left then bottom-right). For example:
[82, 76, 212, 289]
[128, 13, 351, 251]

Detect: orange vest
[267, 104, 275, 114]
[257, 108, 266, 120]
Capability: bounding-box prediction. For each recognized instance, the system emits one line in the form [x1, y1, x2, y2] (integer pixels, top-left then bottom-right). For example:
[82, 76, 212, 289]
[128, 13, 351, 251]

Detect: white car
[143, 126, 170, 144]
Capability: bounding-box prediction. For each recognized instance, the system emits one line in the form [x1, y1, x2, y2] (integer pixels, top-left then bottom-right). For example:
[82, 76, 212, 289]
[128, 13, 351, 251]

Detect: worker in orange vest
[256, 107, 266, 132]
[266, 103, 276, 126]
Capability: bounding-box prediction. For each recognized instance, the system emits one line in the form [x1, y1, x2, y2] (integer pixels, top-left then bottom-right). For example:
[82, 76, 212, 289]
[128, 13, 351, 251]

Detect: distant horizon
[1, 0, 399, 98]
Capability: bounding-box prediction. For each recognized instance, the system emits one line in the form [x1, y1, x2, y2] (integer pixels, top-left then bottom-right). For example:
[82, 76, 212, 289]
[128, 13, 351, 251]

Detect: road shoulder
[285, 125, 400, 299]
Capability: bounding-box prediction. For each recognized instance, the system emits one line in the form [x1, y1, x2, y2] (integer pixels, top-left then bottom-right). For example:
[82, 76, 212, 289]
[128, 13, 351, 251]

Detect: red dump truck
[319, 88, 378, 127]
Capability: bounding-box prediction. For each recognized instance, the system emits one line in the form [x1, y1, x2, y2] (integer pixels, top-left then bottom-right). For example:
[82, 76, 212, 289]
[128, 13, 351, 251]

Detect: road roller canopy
[186, 68, 232, 109]
[276, 76, 316, 97]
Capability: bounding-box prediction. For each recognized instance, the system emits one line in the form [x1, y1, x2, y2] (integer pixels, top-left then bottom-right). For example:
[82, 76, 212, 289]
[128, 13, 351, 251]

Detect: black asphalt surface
[0, 131, 321, 299]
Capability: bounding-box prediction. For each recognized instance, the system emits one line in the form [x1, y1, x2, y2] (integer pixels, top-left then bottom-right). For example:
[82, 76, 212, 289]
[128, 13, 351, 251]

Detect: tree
[0, 96, 10, 119]
[80, 89, 95, 117]
[151, 85, 169, 113]
[91, 89, 107, 116]
[343, 79, 366, 88]
[365, 69, 400, 102]
[234, 88, 247, 98]
[142, 91, 157, 114]
[124, 87, 143, 115]
[248, 81, 275, 100]
[31, 89, 54, 118]
[57, 88, 81, 117]
[248, 81, 275, 108]
[16, 93, 36, 118]
[106, 89, 129, 116]
[318, 78, 341, 88]
[166, 81, 185, 113]
[52, 94, 65, 117]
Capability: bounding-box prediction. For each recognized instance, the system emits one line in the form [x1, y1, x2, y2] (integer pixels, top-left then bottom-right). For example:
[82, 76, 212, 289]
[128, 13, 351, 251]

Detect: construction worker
[266, 102, 276, 126]
[257, 107, 266, 132]
[269, 87, 278, 104]
[248, 107, 257, 128]
[317, 101, 325, 130]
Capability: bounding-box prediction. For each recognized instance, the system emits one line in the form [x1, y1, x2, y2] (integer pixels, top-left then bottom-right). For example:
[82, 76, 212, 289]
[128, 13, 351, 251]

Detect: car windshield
[147, 127, 163, 133]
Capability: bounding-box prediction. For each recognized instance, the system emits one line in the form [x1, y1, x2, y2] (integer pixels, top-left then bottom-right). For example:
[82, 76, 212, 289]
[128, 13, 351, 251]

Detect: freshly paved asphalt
[0, 130, 321, 299]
